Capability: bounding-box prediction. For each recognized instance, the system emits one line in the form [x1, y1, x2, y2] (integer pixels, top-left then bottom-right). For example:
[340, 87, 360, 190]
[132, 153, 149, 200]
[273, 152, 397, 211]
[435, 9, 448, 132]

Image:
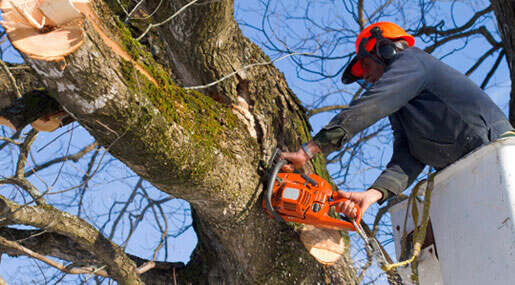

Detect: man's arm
[370, 119, 426, 204]
[335, 120, 426, 218]
[311, 50, 429, 155]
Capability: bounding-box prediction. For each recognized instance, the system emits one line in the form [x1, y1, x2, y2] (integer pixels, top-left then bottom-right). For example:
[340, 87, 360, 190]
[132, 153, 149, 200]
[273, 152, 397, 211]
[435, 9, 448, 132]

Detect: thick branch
[0, 227, 183, 284]
[0, 235, 109, 277]
[0, 195, 144, 284]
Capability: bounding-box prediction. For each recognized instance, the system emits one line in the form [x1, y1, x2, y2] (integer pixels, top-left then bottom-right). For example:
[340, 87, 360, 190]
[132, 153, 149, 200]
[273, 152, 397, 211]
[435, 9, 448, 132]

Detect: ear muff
[377, 43, 396, 63]
[370, 27, 397, 64]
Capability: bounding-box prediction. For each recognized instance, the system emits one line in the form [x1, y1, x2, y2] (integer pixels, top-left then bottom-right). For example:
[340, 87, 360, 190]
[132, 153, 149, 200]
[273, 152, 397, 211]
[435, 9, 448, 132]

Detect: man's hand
[280, 141, 321, 172]
[335, 188, 384, 218]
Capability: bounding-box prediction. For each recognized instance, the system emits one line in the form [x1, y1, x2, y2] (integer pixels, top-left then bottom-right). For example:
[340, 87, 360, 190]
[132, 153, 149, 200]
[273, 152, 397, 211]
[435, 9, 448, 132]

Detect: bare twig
[480, 50, 505, 89]
[308, 105, 349, 117]
[368, 0, 392, 21]
[424, 26, 498, 54]
[132, 0, 164, 20]
[0, 136, 21, 146]
[357, 0, 365, 30]
[115, 0, 129, 16]
[0, 59, 22, 98]
[24, 142, 99, 178]
[6, 129, 49, 205]
[137, 0, 199, 40]
[108, 178, 144, 240]
[125, 0, 146, 23]
[465, 44, 502, 76]
[184, 52, 313, 90]
[412, 5, 492, 37]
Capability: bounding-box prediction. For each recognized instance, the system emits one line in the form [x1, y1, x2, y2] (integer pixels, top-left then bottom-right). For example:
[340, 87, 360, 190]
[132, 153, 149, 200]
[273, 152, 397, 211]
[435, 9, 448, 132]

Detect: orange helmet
[342, 22, 415, 84]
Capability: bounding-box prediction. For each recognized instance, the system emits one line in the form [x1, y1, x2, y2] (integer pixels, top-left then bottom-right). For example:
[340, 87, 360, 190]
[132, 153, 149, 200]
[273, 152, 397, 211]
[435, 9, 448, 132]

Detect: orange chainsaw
[262, 149, 362, 231]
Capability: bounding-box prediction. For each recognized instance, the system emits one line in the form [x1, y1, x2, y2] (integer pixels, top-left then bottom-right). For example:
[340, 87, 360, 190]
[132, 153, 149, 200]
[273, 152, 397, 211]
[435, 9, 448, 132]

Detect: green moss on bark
[110, 21, 258, 188]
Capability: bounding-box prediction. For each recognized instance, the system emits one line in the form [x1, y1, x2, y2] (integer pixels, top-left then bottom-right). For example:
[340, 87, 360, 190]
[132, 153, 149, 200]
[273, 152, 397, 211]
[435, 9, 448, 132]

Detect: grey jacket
[313, 47, 512, 203]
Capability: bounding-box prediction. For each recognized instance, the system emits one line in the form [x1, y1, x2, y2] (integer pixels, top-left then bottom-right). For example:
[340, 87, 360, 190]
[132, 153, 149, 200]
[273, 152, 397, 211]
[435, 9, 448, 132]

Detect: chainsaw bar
[352, 220, 389, 268]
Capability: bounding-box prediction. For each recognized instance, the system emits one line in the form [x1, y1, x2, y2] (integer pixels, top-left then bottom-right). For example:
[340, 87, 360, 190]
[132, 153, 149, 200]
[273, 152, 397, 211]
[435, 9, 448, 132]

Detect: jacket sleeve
[370, 116, 425, 204]
[313, 49, 428, 154]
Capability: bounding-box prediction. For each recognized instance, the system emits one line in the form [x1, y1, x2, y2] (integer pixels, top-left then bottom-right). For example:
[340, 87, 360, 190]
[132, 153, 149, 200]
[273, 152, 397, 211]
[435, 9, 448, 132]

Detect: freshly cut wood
[0, 0, 159, 86]
[39, 0, 81, 26]
[30, 110, 68, 132]
[300, 225, 345, 265]
[0, 116, 16, 130]
[0, 0, 85, 61]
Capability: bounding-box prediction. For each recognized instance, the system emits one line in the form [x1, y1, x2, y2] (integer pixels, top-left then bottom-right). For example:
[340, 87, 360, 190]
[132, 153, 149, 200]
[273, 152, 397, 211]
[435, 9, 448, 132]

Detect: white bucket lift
[389, 138, 515, 285]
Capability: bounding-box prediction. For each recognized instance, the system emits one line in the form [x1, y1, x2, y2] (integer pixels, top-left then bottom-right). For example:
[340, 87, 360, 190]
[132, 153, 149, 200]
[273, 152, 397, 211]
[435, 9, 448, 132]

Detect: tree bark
[0, 195, 144, 284]
[8, 0, 358, 284]
[491, 0, 515, 126]
[0, 228, 184, 284]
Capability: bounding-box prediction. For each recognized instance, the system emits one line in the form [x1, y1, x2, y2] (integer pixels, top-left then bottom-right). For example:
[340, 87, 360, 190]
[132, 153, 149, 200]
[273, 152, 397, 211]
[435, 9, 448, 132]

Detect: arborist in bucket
[281, 22, 513, 218]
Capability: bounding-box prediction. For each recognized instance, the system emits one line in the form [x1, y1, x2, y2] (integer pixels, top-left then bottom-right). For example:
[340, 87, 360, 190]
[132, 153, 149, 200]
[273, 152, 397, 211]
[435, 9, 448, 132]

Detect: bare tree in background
[0, 0, 511, 284]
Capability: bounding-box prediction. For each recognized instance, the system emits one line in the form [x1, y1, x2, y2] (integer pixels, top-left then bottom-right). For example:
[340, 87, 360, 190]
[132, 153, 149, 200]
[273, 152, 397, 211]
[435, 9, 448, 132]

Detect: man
[281, 22, 512, 218]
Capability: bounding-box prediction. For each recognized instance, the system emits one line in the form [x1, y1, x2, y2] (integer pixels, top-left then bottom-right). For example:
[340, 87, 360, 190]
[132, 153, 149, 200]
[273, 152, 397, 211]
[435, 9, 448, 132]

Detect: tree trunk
[491, 0, 515, 126]
[13, 0, 358, 283]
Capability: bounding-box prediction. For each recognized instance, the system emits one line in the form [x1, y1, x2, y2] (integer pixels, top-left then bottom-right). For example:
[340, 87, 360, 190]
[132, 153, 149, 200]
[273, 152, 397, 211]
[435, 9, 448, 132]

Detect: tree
[0, 0, 357, 283]
[490, 0, 515, 124]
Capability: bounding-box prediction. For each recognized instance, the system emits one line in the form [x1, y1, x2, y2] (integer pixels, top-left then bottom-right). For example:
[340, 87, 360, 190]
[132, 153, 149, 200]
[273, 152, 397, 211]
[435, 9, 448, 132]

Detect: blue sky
[0, 0, 511, 283]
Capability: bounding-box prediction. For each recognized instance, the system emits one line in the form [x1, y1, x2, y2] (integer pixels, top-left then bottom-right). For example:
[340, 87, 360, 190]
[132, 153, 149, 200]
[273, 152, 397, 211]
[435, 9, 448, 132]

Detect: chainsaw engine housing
[262, 172, 359, 231]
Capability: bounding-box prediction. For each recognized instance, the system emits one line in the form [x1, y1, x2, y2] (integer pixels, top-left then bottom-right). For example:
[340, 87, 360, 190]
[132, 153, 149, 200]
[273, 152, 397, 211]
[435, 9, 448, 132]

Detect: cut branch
[0, 89, 63, 131]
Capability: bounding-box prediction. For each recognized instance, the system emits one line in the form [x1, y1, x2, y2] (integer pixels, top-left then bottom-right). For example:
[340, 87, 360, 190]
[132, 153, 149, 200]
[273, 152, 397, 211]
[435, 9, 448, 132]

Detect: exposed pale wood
[300, 225, 345, 265]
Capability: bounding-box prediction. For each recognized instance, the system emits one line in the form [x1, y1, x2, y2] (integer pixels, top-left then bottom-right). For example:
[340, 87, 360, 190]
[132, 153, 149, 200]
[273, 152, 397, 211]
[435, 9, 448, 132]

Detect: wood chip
[300, 225, 345, 265]
[30, 110, 67, 132]
[0, 116, 16, 130]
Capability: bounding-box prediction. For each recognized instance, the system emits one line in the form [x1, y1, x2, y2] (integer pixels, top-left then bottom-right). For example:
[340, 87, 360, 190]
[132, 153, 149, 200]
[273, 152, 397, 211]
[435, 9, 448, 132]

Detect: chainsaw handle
[265, 158, 288, 223]
[328, 196, 363, 227]
[294, 170, 318, 187]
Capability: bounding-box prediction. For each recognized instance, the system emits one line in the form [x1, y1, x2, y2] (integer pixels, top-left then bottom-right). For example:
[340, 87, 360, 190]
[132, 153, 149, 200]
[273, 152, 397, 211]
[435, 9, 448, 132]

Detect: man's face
[361, 56, 385, 83]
